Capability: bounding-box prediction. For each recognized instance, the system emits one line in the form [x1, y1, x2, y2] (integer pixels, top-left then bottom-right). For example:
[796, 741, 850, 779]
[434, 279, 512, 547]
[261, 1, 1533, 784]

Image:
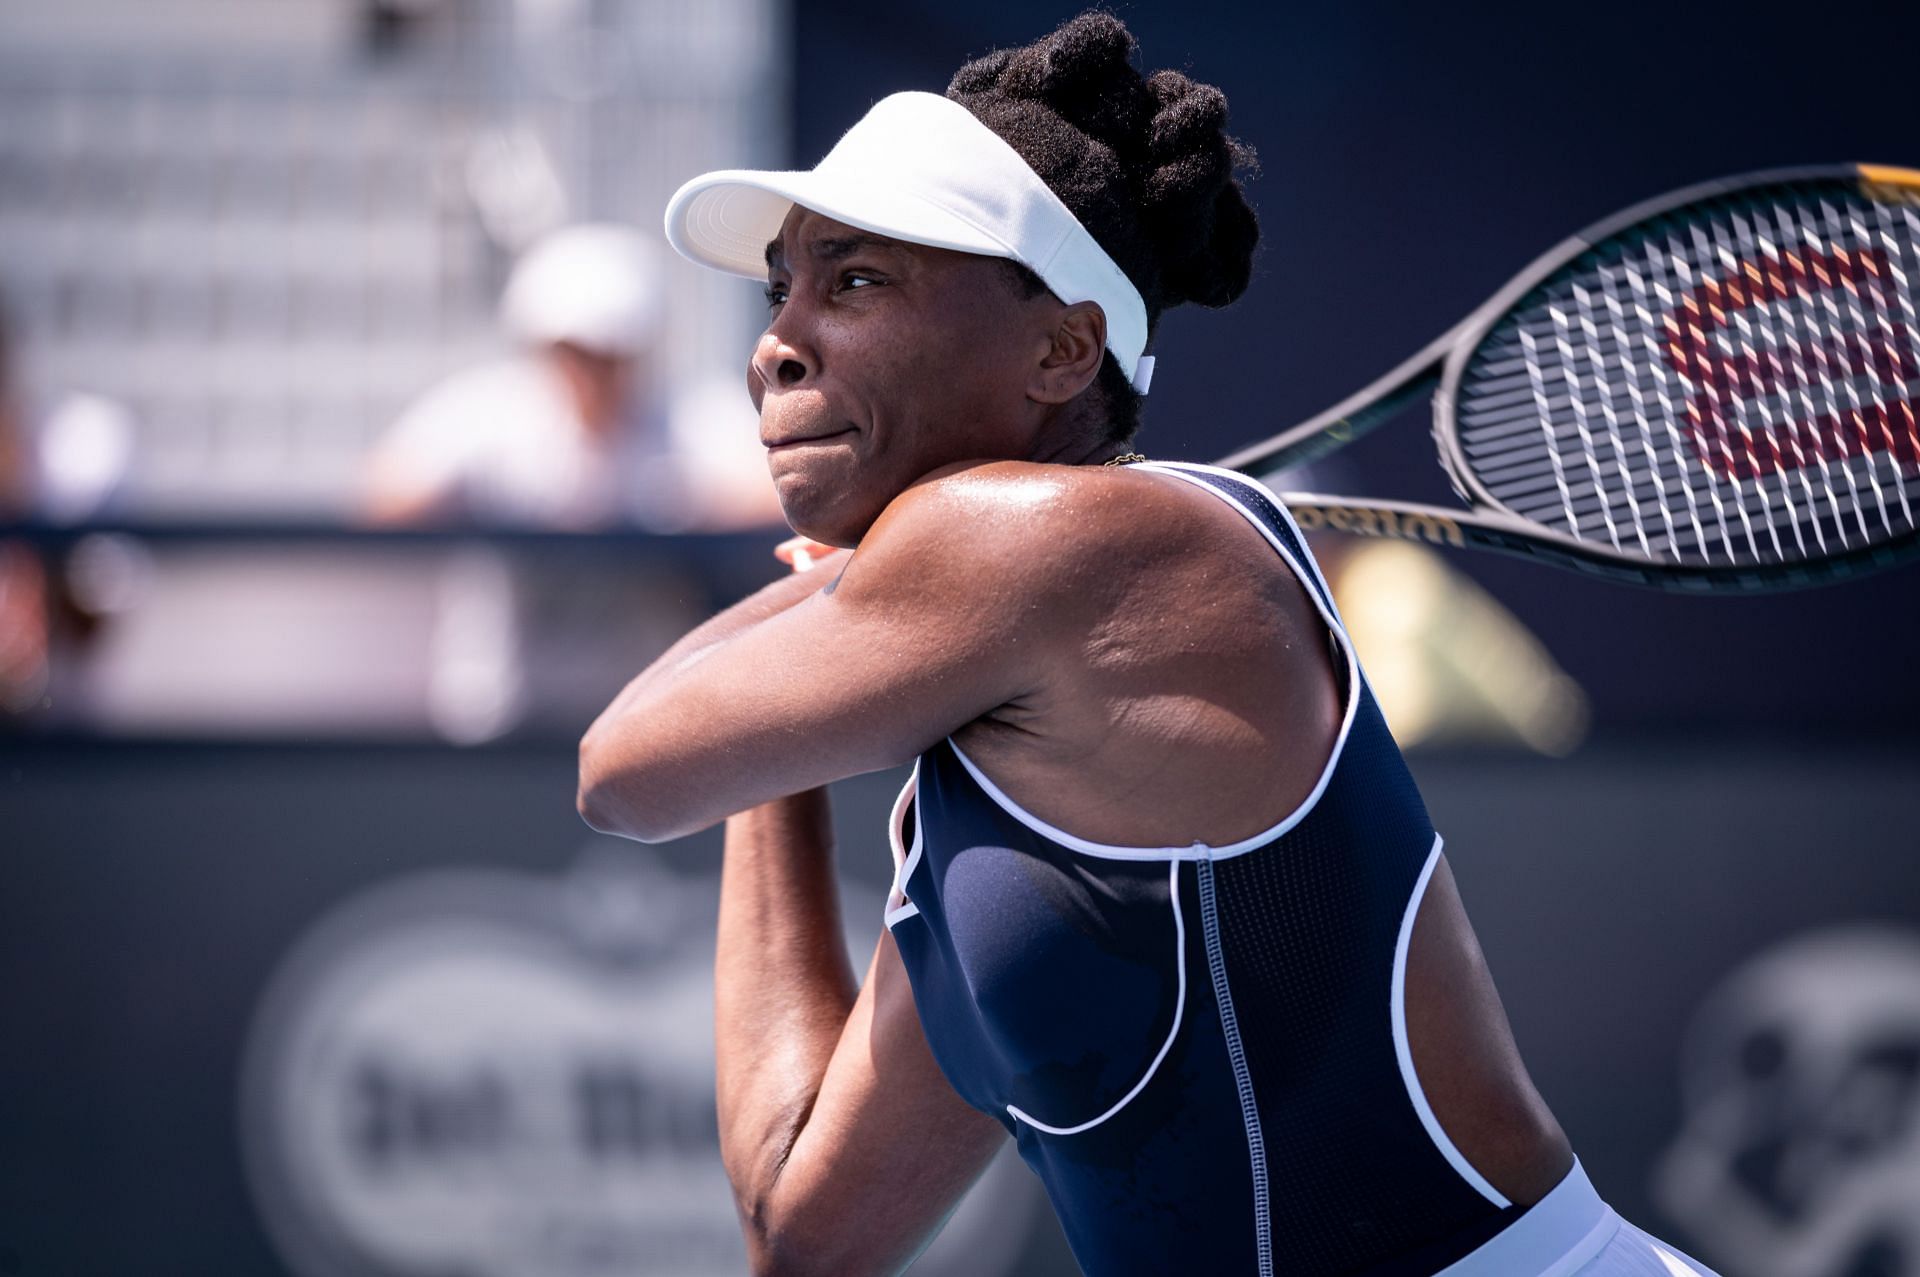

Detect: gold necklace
[1103, 452, 1149, 466]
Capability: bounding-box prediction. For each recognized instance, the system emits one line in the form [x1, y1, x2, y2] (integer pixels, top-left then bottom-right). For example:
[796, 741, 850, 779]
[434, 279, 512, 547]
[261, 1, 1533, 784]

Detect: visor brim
[665, 168, 1017, 279]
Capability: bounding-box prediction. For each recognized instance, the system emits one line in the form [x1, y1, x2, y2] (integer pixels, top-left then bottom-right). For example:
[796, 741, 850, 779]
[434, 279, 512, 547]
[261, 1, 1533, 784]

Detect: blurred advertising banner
[3, 741, 1916, 1276]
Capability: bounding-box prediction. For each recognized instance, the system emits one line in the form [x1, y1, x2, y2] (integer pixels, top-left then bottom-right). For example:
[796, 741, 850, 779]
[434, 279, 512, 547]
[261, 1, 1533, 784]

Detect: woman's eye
[763, 274, 880, 308]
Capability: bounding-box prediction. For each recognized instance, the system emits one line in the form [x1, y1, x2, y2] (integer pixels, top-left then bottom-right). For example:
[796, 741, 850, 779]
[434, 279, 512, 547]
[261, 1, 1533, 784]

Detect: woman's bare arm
[716, 789, 1005, 1277]
[576, 463, 1157, 842]
[715, 790, 857, 1202]
[590, 545, 850, 727]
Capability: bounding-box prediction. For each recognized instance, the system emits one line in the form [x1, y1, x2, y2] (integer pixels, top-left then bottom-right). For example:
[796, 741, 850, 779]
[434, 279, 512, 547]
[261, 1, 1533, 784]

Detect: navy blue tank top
[883, 462, 1525, 1276]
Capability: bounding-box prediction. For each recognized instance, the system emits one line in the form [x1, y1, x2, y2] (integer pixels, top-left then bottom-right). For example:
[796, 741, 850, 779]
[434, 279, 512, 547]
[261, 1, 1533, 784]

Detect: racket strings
[1765, 202, 1881, 546]
[1697, 216, 1788, 563]
[1619, 248, 1718, 558]
[1744, 206, 1848, 555]
[1788, 204, 1882, 539]
[1832, 198, 1918, 529]
[1827, 206, 1899, 537]
[1455, 179, 1920, 566]
[1570, 275, 1647, 552]
[1517, 324, 1586, 548]
[1872, 199, 1920, 515]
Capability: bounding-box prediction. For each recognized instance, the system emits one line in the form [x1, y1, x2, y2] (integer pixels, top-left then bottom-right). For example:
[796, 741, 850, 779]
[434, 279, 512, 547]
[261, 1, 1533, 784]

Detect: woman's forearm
[599, 548, 849, 720]
[577, 549, 849, 836]
[713, 789, 859, 1221]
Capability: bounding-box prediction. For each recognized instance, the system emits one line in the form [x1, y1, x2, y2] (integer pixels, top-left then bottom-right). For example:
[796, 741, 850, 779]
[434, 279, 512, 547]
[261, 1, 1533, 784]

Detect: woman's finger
[775, 536, 837, 573]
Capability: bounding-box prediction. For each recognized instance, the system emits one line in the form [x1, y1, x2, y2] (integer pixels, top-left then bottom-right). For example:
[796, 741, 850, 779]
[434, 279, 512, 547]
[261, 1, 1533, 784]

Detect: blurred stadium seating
[0, 0, 782, 518]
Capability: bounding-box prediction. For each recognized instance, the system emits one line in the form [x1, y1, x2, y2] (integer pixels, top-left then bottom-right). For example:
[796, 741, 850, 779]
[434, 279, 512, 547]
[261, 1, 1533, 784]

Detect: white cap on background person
[500, 224, 664, 359]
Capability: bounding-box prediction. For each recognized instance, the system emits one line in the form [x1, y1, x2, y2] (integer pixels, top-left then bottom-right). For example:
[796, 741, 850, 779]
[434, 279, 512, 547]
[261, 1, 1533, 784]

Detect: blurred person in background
[0, 291, 132, 726]
[362, 228, 773, 741]
[0, 294, 50, 717]
[362, 223, 779, 533]
[0, 303, 23, 503]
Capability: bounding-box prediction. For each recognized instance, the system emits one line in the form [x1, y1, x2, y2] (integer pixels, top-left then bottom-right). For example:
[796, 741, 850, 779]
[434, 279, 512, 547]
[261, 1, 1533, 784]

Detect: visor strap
[1131, 355, 1156, 395]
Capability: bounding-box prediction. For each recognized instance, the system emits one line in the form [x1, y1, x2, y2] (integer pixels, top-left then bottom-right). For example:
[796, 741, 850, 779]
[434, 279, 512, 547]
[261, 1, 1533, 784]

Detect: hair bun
[946, 9, 1258, 321]
[1019, 11, 1136, 102]
[1141, 69, 1259, 308]
[1144, 72, 1228, 185]
[946, 47, 1012, 96]
[951, 12, 1151, 150]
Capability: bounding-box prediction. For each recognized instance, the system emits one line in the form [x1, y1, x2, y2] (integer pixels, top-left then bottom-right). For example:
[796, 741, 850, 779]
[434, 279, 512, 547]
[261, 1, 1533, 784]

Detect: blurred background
[2, 1, 1917, 1275]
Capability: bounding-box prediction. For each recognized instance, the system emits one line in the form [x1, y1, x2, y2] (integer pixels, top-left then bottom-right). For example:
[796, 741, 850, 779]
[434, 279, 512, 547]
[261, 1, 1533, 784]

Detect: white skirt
[1437, 1160, 1720, 1277]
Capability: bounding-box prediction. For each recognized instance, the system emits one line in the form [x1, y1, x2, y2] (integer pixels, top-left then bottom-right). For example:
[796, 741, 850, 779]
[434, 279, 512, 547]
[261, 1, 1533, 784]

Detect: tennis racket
[1221, 163, 1920, 592]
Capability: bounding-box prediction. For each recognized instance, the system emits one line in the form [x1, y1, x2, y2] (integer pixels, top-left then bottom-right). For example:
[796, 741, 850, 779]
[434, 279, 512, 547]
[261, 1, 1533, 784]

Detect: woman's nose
[751, 329, 812, 391]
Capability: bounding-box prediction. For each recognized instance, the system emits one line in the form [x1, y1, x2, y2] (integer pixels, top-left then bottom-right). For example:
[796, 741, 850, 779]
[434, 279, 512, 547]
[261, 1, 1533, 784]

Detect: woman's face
[752, 205, 1059, 545]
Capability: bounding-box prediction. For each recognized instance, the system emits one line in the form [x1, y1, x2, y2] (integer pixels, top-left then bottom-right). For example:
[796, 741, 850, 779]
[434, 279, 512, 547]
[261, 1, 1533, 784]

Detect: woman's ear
[1029, 302, 1107, 406]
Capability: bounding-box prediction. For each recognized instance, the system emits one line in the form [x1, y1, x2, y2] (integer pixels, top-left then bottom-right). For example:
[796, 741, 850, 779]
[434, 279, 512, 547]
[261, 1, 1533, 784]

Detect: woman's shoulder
[878, 458, 1228, 554]
[849, 458, 1295, 628]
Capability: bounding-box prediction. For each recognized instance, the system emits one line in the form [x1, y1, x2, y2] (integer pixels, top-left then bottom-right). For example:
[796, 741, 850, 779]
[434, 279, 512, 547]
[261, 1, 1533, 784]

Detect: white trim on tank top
[1004, 857, 1190, 1135]
[1393, 833, 1512, 1209]
[1147, 462, 1356, 634]
[942, 460, 1364, 863]
[882, 761, 1191, 1136]
[884, 761, 923, 928]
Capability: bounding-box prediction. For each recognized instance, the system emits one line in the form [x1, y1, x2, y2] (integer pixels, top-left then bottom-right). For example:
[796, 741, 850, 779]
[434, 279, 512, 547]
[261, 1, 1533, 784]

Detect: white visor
[664, 90, 1155, 394]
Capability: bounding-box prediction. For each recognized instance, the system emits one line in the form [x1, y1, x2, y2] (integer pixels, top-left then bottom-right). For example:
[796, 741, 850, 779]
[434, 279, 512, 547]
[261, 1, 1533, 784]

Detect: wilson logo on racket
[1665, 245, 1920, 480]
[1289, 502, 1464, 547]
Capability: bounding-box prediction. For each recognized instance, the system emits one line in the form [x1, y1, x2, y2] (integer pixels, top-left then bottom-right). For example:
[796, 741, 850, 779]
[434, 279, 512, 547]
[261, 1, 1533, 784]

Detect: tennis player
[579, 13, 1719, 1276]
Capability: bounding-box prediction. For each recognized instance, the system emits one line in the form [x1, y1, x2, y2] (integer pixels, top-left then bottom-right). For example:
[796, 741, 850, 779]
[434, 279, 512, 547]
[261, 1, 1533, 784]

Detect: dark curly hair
[946, 9, 1260, 442]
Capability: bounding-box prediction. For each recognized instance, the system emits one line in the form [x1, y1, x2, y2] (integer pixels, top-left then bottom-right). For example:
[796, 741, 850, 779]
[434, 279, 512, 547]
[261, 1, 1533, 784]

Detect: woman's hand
[774, 535, 843, 574]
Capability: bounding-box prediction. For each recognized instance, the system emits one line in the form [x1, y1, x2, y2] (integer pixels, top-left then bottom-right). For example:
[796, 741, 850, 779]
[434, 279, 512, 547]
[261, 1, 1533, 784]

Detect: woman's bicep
[749, 934, 1007, 1277]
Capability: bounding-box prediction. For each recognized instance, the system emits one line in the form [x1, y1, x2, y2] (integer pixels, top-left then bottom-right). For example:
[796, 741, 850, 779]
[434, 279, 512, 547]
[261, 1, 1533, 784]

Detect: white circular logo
[240, 850, 1041, 1277]
[1657, 927, 1920, 1277]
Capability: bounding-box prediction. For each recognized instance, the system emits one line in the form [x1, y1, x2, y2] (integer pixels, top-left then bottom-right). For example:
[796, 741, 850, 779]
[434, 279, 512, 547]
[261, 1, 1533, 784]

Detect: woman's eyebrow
[764, 233, 906, 270]
[812, 233, 903, 261]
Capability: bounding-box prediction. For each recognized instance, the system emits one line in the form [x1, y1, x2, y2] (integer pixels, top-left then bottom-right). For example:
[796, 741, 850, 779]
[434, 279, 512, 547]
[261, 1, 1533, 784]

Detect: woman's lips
[764, 426, 856, 451]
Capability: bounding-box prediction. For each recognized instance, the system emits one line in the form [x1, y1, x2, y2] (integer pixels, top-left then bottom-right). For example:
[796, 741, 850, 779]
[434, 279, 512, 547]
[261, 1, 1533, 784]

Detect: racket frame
[1221, 163, 1920, 591]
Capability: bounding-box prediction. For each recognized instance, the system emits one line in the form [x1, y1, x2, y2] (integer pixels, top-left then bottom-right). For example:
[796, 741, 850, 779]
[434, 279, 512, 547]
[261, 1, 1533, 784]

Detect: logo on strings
[1663, 244, 1919, 481]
